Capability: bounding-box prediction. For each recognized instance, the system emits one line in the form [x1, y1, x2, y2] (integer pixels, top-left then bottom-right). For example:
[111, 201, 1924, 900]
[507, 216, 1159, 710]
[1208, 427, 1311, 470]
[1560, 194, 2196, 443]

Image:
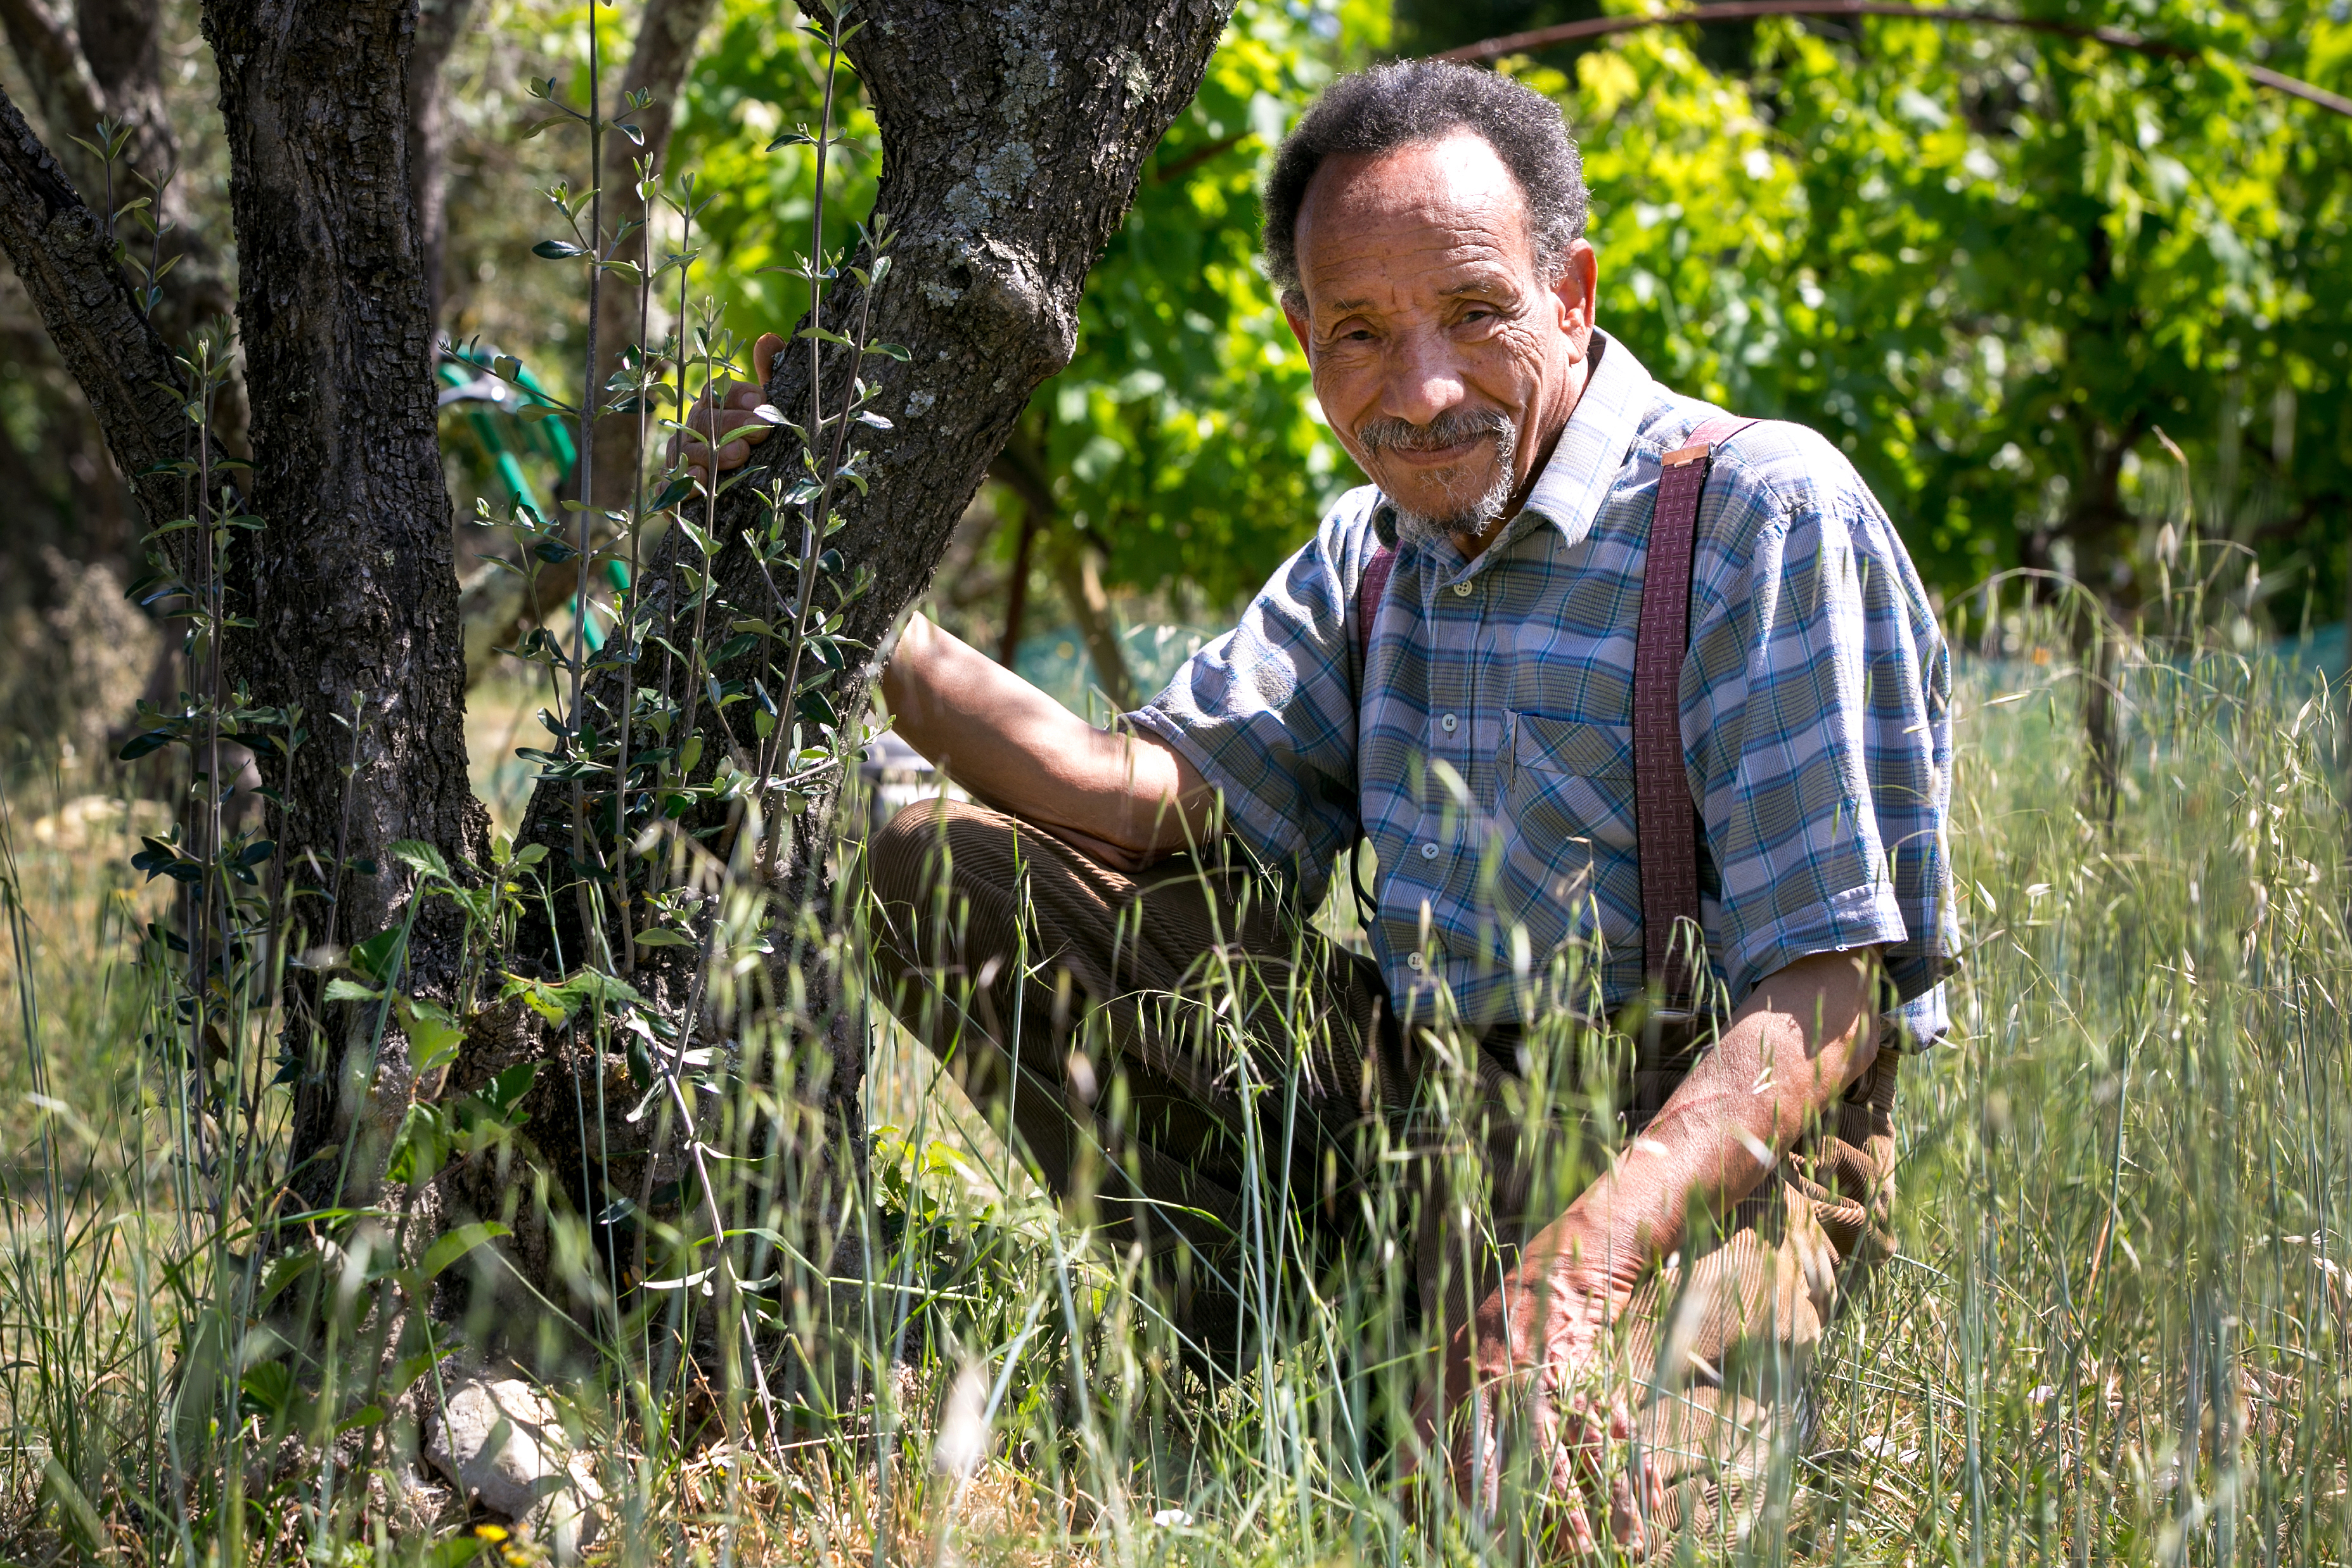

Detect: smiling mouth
[1384, 437, 1487, 470]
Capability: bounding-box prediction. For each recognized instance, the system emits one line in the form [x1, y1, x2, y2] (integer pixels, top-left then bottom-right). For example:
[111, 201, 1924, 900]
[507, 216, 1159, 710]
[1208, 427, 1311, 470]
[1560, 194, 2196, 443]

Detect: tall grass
[4, 7, 2347, 1558]
[3, 562, 2348, 1564]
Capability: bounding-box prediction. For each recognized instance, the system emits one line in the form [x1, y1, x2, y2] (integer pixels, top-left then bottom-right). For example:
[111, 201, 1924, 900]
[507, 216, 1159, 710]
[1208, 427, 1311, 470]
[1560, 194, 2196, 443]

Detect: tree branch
[1437, 1, 2352, 120]
[0, 80, 214, 530]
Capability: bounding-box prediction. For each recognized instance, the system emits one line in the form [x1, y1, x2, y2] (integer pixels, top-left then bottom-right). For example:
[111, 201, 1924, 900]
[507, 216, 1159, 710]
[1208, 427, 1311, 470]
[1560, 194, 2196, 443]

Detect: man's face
[1284, 129, 1597, 551]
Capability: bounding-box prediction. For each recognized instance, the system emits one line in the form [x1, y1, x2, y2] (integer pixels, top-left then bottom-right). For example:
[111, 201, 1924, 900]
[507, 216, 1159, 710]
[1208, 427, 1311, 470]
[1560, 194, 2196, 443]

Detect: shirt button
[1451, 581, 1473, 598]
[1440, 713, 1458, 734]
[1406, 952, 1426, 972]
[1419, 841, 1439, 859]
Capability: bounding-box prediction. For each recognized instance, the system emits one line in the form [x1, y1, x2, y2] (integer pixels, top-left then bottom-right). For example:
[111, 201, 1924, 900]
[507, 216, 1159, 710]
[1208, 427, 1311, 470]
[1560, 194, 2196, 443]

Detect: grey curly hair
[1261, 60, 1589, 304]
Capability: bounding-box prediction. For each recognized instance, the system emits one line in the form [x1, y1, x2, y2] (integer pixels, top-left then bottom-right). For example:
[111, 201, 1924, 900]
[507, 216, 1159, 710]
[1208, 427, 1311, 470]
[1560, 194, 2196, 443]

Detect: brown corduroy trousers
[866, 796, 1901, 1539]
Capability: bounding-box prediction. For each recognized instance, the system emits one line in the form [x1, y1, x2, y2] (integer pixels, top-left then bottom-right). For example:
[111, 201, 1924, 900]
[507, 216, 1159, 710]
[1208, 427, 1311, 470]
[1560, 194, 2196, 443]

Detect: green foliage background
[1552, 0, 2351, 624]
[428, 0, 2351, 646]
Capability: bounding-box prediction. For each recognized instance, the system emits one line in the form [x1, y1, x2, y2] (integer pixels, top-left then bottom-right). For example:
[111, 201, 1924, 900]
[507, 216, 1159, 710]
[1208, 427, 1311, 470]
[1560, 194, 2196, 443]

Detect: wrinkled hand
[669, 331, 787, 485]
[1408, 1237, 1661, 1557]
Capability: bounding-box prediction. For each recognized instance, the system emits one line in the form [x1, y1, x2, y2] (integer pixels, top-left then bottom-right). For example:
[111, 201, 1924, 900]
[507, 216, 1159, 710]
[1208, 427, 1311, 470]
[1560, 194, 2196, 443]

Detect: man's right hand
[669, 331, 787, 485]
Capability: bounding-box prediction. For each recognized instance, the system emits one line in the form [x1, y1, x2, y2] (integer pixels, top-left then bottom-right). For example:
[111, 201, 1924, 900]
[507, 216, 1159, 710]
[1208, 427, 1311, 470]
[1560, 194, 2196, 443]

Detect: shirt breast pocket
[1498, 712, 1640, 923]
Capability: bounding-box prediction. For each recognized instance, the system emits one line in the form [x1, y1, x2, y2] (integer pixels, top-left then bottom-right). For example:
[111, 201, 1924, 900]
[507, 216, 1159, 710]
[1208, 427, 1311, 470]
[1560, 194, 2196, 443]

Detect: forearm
[1535, 950, 1882, 1295]
[880, 614, 1214, 860]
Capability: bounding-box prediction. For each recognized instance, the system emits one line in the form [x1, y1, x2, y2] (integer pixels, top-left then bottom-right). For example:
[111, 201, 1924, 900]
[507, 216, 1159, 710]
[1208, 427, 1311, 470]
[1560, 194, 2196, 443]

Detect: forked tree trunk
[8, 0, 1236, 1323]
[509, 0, 1233, 1252]
[452, 0, 720, 686]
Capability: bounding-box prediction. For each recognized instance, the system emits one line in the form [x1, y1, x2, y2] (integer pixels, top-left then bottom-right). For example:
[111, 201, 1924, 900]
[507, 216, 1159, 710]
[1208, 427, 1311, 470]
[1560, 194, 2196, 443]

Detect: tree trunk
[202, 0, 487, 1204]
[586, 0, 716, 515]
[449, 0, 714, 690]
[11, 0, 1235, 1349]
[1048, 532, 1137, 712]
[992, 432, 1137, 709]
[998, 505, 1038, 664]
[508, 0, 1232, 1261]
[404, 0, 476, 323]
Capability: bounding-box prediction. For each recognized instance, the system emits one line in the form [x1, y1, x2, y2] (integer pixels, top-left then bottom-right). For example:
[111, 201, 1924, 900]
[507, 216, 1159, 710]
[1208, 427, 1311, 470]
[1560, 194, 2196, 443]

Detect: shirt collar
[1518, 328, 1655, 550]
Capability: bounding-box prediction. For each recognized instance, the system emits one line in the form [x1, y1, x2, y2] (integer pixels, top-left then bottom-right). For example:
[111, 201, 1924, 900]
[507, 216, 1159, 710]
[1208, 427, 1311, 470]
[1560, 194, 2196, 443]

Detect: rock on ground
[424, 1372, 605, 1562]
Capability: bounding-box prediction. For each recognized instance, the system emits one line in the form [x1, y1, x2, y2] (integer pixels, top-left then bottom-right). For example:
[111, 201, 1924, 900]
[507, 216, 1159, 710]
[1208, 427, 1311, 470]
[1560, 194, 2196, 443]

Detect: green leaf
[389, 839, 453, 884]
[350, 927, 407, 984]
[400, 996, 467, 1076]
[240, 1361, 297, 1419]
[418, 1221, 512, 1281]
[255, 1248, 318, 1311]
[333, 1404, 386, 1436]
[385, 1102, 447, 1186]
[423, 1534, 487, 1568]
[532, 239, 589, 259]
[322, 977, 384, 1004]
[483, 1062, 538, 1116]
[632, 927, 697, 949]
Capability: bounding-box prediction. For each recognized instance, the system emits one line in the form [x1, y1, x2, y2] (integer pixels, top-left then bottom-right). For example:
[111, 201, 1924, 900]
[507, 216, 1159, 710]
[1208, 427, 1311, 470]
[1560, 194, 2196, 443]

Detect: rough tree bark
[201, 0, 487, 1202]
[508, 0, 1234, 1267]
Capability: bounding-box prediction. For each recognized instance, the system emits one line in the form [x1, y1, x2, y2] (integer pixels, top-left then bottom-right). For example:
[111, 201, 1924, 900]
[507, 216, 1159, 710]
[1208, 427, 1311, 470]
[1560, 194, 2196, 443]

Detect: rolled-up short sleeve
[1687, 437, 1954, 1039]
[1124, 492, 1378, 906]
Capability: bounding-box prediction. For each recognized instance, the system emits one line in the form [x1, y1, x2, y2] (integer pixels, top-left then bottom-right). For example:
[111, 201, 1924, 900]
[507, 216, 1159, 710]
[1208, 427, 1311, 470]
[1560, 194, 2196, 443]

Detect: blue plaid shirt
[1128, 331, 1953, 1041]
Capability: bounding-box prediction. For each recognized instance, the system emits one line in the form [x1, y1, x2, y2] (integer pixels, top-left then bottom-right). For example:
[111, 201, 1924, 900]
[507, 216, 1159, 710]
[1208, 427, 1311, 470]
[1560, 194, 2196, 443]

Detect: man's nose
[1378, 321, 1469, 430]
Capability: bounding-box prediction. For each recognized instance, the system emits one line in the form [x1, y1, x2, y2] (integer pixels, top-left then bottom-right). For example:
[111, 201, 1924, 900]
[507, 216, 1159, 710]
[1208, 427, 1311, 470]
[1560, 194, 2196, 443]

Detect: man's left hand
[1412, 948, 1884, 1553]
[1412, 1238, 1659, 1555]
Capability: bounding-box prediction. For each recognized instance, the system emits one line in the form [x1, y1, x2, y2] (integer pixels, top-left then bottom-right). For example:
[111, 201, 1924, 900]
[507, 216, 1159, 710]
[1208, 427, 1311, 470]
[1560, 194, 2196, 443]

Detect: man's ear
[1282, 293, 1313, 360]
[1551, 239, 1598, 356]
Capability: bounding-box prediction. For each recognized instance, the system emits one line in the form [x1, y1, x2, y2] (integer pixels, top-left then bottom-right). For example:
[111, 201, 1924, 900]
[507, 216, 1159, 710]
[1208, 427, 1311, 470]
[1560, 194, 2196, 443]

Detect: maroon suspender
[1637, 416, 1755, 1010]
[1356, 543, 1396, 674]
[1353, 414, 1753, 1012]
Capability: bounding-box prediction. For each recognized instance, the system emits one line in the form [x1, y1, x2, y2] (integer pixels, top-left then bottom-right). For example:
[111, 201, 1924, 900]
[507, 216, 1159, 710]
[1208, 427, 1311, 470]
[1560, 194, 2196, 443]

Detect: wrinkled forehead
[1292, 129, 1538, 311]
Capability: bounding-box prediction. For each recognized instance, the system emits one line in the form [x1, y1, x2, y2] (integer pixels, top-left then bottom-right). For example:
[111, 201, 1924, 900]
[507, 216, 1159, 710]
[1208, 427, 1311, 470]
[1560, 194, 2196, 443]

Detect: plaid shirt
[1129, 330, 1953, 1041]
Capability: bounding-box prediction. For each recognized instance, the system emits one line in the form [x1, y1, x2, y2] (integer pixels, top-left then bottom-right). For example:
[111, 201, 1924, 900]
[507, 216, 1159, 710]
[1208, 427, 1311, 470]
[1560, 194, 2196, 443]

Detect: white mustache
[1355, 409, 1516, 455]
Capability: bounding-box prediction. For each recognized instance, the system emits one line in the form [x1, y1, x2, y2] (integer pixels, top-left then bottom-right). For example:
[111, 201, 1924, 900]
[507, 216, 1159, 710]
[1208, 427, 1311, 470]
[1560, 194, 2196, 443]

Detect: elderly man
[697, 59, 1950, 1552]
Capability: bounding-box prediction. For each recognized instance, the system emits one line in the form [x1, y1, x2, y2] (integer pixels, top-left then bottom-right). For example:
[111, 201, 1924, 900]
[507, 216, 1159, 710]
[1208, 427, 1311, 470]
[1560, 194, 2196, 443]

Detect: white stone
[425, 1375, 605, 1563]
